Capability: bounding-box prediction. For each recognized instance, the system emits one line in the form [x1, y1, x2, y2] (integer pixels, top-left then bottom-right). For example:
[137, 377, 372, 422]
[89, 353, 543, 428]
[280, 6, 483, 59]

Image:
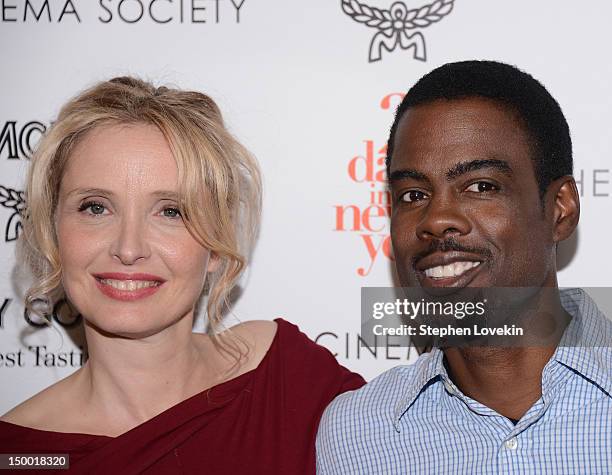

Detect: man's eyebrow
[66, 188, 179, 199]
[446, 159, 513, 180]
[388, 169, 429, 183]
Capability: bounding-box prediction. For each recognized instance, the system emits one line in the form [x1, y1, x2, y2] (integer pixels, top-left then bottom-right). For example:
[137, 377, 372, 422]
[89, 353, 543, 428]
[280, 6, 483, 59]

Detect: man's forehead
[396, 96, 523, 132]
[390, 97, 531, 172]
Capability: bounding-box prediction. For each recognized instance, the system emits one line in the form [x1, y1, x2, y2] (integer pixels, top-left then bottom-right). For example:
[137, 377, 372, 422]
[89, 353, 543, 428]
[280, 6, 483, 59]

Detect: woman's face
[55, 122, 213, 338]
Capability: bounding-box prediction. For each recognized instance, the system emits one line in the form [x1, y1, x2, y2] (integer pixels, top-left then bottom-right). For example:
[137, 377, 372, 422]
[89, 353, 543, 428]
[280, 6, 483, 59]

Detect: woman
[0, 77, 364, 474]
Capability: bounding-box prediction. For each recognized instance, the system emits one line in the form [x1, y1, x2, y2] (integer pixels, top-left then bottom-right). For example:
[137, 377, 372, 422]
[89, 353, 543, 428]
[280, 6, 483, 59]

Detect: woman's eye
[78, 201, 106, 216]
[76, 202, 182, 220]
[161, 207, 182, 219]
[400, 190, 428, 203]
[465, 181, 498, 193]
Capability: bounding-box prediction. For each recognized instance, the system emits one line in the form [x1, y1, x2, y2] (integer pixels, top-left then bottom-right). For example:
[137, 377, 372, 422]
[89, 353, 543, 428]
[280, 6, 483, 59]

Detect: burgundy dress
[0, 318, 365, 474]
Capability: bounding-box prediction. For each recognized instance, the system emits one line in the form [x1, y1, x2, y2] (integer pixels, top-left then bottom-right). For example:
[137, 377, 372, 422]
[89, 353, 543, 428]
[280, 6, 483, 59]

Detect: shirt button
[505, 438, 518, 450]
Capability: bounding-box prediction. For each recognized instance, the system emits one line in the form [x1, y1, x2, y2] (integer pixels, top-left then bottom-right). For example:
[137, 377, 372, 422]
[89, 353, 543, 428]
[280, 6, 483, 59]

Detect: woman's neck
[77, 316, 223, 434]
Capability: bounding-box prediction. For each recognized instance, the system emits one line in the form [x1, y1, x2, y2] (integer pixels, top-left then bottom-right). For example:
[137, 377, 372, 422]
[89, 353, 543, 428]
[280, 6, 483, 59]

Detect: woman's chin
[83, 316, 176, 340]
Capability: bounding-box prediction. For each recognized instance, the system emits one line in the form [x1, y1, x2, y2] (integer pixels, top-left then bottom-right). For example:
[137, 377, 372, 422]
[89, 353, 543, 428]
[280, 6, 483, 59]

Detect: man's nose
[109, 215, 151, 265]
[415, 195, 471, 241]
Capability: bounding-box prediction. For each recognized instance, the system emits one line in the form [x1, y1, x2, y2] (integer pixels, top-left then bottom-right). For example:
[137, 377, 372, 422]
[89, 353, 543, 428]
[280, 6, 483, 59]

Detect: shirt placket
[440, 376, 547, 475]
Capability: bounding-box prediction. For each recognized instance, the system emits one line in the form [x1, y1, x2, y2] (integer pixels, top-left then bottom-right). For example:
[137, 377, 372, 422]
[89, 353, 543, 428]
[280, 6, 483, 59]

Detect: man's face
[389, 97, 557, 289]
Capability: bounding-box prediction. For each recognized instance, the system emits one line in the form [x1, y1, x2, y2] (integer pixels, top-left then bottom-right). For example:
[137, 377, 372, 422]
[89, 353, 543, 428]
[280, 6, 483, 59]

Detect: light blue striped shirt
[317, 288, 612, 474]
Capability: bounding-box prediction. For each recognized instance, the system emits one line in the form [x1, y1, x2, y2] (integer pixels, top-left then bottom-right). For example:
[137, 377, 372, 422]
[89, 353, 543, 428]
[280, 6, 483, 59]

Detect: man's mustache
[411, 237, 493, 267]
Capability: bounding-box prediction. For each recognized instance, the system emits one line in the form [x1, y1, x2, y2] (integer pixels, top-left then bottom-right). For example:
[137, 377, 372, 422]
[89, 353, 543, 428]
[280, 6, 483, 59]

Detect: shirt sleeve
[316, 394, 353, 475]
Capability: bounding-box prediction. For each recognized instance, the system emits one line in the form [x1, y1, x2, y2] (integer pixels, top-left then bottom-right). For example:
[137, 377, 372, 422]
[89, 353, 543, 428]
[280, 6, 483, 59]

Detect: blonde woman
[0, 77, 364, 474]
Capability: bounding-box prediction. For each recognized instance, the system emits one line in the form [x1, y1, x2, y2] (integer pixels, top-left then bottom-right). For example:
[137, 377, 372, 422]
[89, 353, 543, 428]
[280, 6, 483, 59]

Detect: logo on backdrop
[24, 297, 82, 328]
[0, 185, 25, 242]
[0, 121, 46, 160]
[0, 0, 248, 24]
[315, 329, 418, 361]
[341, 0, 454, 62]
[0, 298, 11, 328]
[333, 92, 404, 276]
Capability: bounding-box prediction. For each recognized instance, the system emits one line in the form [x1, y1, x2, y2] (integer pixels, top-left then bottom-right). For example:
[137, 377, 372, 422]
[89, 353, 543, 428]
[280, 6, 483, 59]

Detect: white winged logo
[341, 0, 454, 62]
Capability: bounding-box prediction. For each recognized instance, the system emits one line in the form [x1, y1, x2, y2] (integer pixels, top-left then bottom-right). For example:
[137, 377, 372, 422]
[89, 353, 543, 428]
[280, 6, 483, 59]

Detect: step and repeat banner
[1, 0, 611, 413]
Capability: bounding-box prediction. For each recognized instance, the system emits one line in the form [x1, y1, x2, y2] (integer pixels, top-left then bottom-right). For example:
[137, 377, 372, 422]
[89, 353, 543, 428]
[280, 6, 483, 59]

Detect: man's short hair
[386, 60, 573, 198]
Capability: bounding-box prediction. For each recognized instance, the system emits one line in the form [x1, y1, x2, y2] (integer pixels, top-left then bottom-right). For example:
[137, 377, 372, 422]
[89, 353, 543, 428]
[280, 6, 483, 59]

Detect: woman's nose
[109, 215, 151, 265]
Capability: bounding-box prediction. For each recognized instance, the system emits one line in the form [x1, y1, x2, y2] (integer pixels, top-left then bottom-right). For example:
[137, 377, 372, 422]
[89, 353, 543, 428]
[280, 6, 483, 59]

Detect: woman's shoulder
[219, 318, 336, 373]
[224, 318, 326, 357]
[0, 372, 80, 432]
[233, 318, 365, 391]
[217, 319, 278, 375]
[268, 318, 338, 360]
[227, 319, 278, 345]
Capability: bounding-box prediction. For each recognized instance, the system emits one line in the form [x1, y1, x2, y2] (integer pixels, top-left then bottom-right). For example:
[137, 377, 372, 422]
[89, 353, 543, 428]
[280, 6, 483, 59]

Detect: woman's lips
[94, 277, 164, 302]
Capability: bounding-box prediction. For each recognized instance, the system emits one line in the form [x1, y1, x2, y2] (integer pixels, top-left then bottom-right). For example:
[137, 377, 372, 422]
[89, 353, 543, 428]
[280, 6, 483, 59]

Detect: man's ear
[547, 176, 580, 243]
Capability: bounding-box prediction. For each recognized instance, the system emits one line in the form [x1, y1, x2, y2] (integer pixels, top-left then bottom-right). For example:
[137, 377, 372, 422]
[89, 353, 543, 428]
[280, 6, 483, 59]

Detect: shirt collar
[392, 347, 447, 431]
[392, 288, 612, 431]
[551, 288, 612, 396]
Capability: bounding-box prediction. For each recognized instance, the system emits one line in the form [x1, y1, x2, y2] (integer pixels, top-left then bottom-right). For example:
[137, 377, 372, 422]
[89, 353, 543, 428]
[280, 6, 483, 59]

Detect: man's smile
[415, 251, 486, 288]
[424, 261, 481, 279]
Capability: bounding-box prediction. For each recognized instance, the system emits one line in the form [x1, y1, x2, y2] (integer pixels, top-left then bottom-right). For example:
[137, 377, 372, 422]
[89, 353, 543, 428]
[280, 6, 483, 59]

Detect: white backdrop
[1, 0, 611, 414]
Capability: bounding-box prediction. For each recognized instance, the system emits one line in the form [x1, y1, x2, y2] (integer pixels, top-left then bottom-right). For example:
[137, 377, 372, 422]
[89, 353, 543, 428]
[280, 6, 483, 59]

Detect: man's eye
[400, 190, 428, 203]
[465, 182, 498, 193]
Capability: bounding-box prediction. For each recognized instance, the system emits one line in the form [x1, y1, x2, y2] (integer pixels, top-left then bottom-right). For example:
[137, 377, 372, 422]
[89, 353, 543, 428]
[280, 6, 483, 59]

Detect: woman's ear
[548, 176, 580, 243]
[206, 252, 221, 274]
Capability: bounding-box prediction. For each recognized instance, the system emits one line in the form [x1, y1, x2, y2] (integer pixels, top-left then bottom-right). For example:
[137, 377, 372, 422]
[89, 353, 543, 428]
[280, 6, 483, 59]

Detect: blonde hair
[17, 76, 262, 349]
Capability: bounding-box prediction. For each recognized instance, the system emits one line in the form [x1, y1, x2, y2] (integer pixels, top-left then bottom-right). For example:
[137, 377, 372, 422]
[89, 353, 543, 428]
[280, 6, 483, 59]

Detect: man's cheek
[390, 238, 415, 268]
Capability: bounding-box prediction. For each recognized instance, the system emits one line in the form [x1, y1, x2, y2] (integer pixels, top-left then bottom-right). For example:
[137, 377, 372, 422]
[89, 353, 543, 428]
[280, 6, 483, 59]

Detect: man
[316, 61, 612, 474]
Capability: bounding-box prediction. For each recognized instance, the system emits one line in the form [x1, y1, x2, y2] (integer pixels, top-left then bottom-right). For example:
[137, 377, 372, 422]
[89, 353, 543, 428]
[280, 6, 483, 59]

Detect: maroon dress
[0, 318, 365, 474]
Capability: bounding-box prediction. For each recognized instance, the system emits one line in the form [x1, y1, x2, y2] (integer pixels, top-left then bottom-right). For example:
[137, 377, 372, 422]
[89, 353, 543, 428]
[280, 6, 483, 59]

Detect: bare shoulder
[1, 372, 81, 431]
[228, 319, 278, 354]
[219, 320, 278, 373]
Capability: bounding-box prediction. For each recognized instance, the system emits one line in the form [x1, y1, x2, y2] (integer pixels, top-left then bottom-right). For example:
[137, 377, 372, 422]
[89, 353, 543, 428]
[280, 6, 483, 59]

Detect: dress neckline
[0, 318, 285, 439]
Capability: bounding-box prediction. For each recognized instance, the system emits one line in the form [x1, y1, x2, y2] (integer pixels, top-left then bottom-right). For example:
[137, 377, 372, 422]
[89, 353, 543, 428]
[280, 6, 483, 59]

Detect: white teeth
[424, 261, 480, 279]
[100, 279, 160, 291]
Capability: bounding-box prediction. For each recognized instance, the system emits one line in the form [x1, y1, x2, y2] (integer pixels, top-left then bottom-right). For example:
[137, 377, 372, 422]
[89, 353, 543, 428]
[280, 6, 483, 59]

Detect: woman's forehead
[60, 123, 179, 197]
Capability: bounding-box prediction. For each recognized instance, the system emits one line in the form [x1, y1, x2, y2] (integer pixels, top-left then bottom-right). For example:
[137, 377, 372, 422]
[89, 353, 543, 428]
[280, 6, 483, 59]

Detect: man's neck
[443, 346, 556, 420]
[441, 286, 573, 420]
